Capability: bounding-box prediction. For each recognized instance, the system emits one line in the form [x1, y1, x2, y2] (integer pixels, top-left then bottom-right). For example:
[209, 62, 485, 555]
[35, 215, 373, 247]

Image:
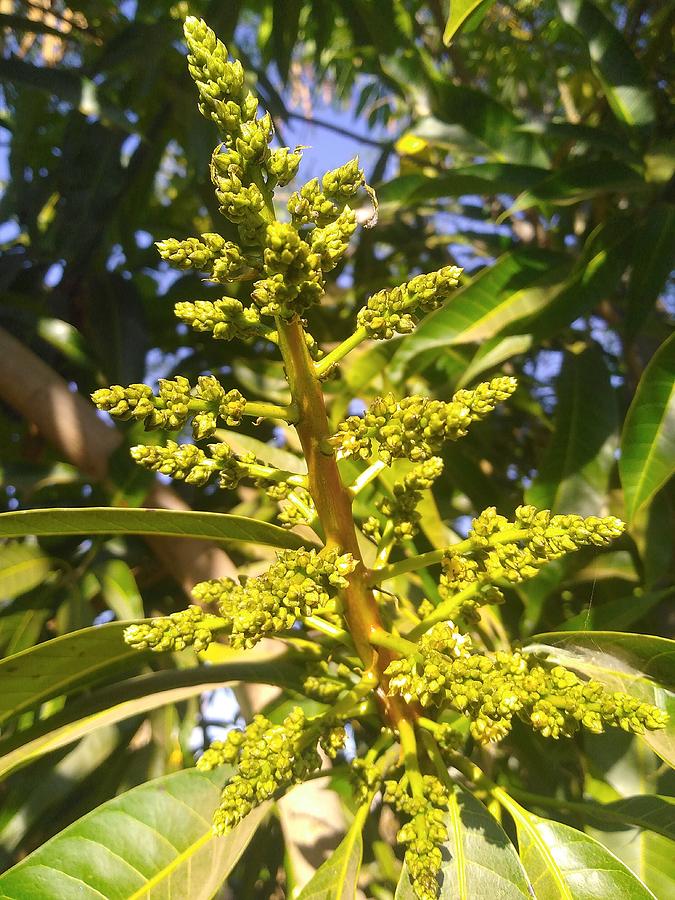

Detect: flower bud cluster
[92, 375, 246, 440]
[266, 481, 317, 529]
[207, 708, 324, 834]
[124, 605, 214, 653]
[439, 505, 627, 618]
[384, 776, 450, 900]
[251, 222, 325, 317]
[130, 440, 256, 488]
[267, 146, 303, 186]
[301, 659, 354, 702]
[365, 457, 444, 542]
[192, 547, 356, 648]
[357, 265, 463, 340]
[333, 378, 517, 463]
[310, 208, 357, 272]
[184, 17, 256, 135]
[174, 297, 265, 342]
[288, 158, 364, 227]
[156, 233, 254, 282]
[385, 623, 667, 744]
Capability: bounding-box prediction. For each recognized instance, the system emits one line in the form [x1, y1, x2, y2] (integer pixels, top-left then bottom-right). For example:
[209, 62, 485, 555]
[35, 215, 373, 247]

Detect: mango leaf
[395, 788, 532, 898]
[528, 632, 675, 767]
[96, 558, 144, 620]
[444, 0, 498, 44]
[620, 334, 675, 523]
[526, 347, 618, 516]
[377, 163, 548, 206]
[0, 507, 312, 549]
[296, 804, 367, 899]
[0, 768, 267, 899]
[0, 657, 304, 781]
[0, 542, 52, 602]
[583, 794, 675, 841]
[456, 335, 533, 389]
[0, 622, 150, 727]
[560, 588, 672, 633]
[507, 804, 655, 898]
[390, 248, 569, 377]
[429, 83, 549, 166]
[625, 204, 675, 337]
[504, 160, 646, 217]
[558, 0, 656, 128]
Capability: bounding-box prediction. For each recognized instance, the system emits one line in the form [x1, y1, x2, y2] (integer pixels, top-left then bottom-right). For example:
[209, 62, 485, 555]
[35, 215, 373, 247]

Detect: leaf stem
[349, 459, 388, 496]
[314, 327, 369, 377]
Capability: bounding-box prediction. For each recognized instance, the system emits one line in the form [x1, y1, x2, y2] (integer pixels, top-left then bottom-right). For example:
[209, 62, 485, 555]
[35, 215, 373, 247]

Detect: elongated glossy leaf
[528, 632, 675, 766]
[0, 507, 311, 549]
[0, 622, 149, 727]
[505, 160, 645, 216]
[0, 768, 267, 900]
[444, 0, 497, 43]
[97, 558, 144, 620]
[509, 805, 655, 898]
[620, 334, 675, 523]
[391, 248, 568, 376]
[297, 805, 366, 899]
[377, 164, 548, 206]
[560, 588, 672, 632]
[456, 335, 532, 389]
[558, 0, 656, 128]
[0, 657, 303, 781]
[429, 83, 549, 166]
[625, 204, 675, 337]
[396, 789, 532, 898]
[584, 794, 675, 841]
[526, 347, 618, 515]
[0, 542, 51, 602]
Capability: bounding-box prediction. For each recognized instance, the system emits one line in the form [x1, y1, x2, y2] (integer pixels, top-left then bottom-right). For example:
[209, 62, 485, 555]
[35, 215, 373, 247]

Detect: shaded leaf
[526, 347, 618, 516]
[456, 335, 533, 389]
[0, 768, 267, 899]
[396, 788, 532, 898]
[0, 622, 149, 727]
[0, 507, 312, 549]
[528, 632, 675, 767]
[560, 588, 672, 632]
[377, 164, 549, 206]
[620, 333, 675, 523]
[0, 542, 52, 602]
[0, 657, 303, 781]
[558, 0, 656, 128]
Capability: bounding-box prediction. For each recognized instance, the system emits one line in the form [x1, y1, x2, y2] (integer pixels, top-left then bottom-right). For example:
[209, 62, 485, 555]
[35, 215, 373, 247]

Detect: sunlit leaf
[620, 334, 675, 523]
[395, 788, 532, 898]
[443, 0, 498, 44]
[0, 542, 52, 602]
[0, 768, 268, 899]
[0, 507, 312, 549]
[296, 804, 367, 899]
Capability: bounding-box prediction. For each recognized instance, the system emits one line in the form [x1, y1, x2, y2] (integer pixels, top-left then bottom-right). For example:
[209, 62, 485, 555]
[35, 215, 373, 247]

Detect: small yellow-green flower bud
[124, 605, 215, 653]
[267, 146, 303, 186]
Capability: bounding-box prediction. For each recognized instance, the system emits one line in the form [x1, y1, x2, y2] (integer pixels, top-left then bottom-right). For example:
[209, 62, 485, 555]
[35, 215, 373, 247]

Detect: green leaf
[390, 248, 569, 377]
[97, 559, 144, 620]
[558, 0, 656, 128]
[625, 204, 675, 337]
[526, 347, 618, 516]
[504, 160, 646, 217]
[0, 507, 312, 549]
[0, 542, 52, 602]
[0, 768, 267, 900]
[0, 657, 303, 781]
[0, 622, 149, 727]
[620, 334, 675, 523]
[456, 335, 533, 389]
[443, 1, 498, 44]
[582, 794, 675, 841]
[559, 588, 672, 632]
[395, 788, 532, 898]
[507, 803, 656, 898]
[528, 632, 675, 767]
[377, 163, 549, 206]
[428, 83, 550, 166]
[296, 804, 367, 899]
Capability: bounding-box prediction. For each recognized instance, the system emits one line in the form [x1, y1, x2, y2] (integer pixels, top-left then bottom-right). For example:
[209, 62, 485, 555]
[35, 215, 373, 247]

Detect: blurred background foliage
[0, 0, 673, 893]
